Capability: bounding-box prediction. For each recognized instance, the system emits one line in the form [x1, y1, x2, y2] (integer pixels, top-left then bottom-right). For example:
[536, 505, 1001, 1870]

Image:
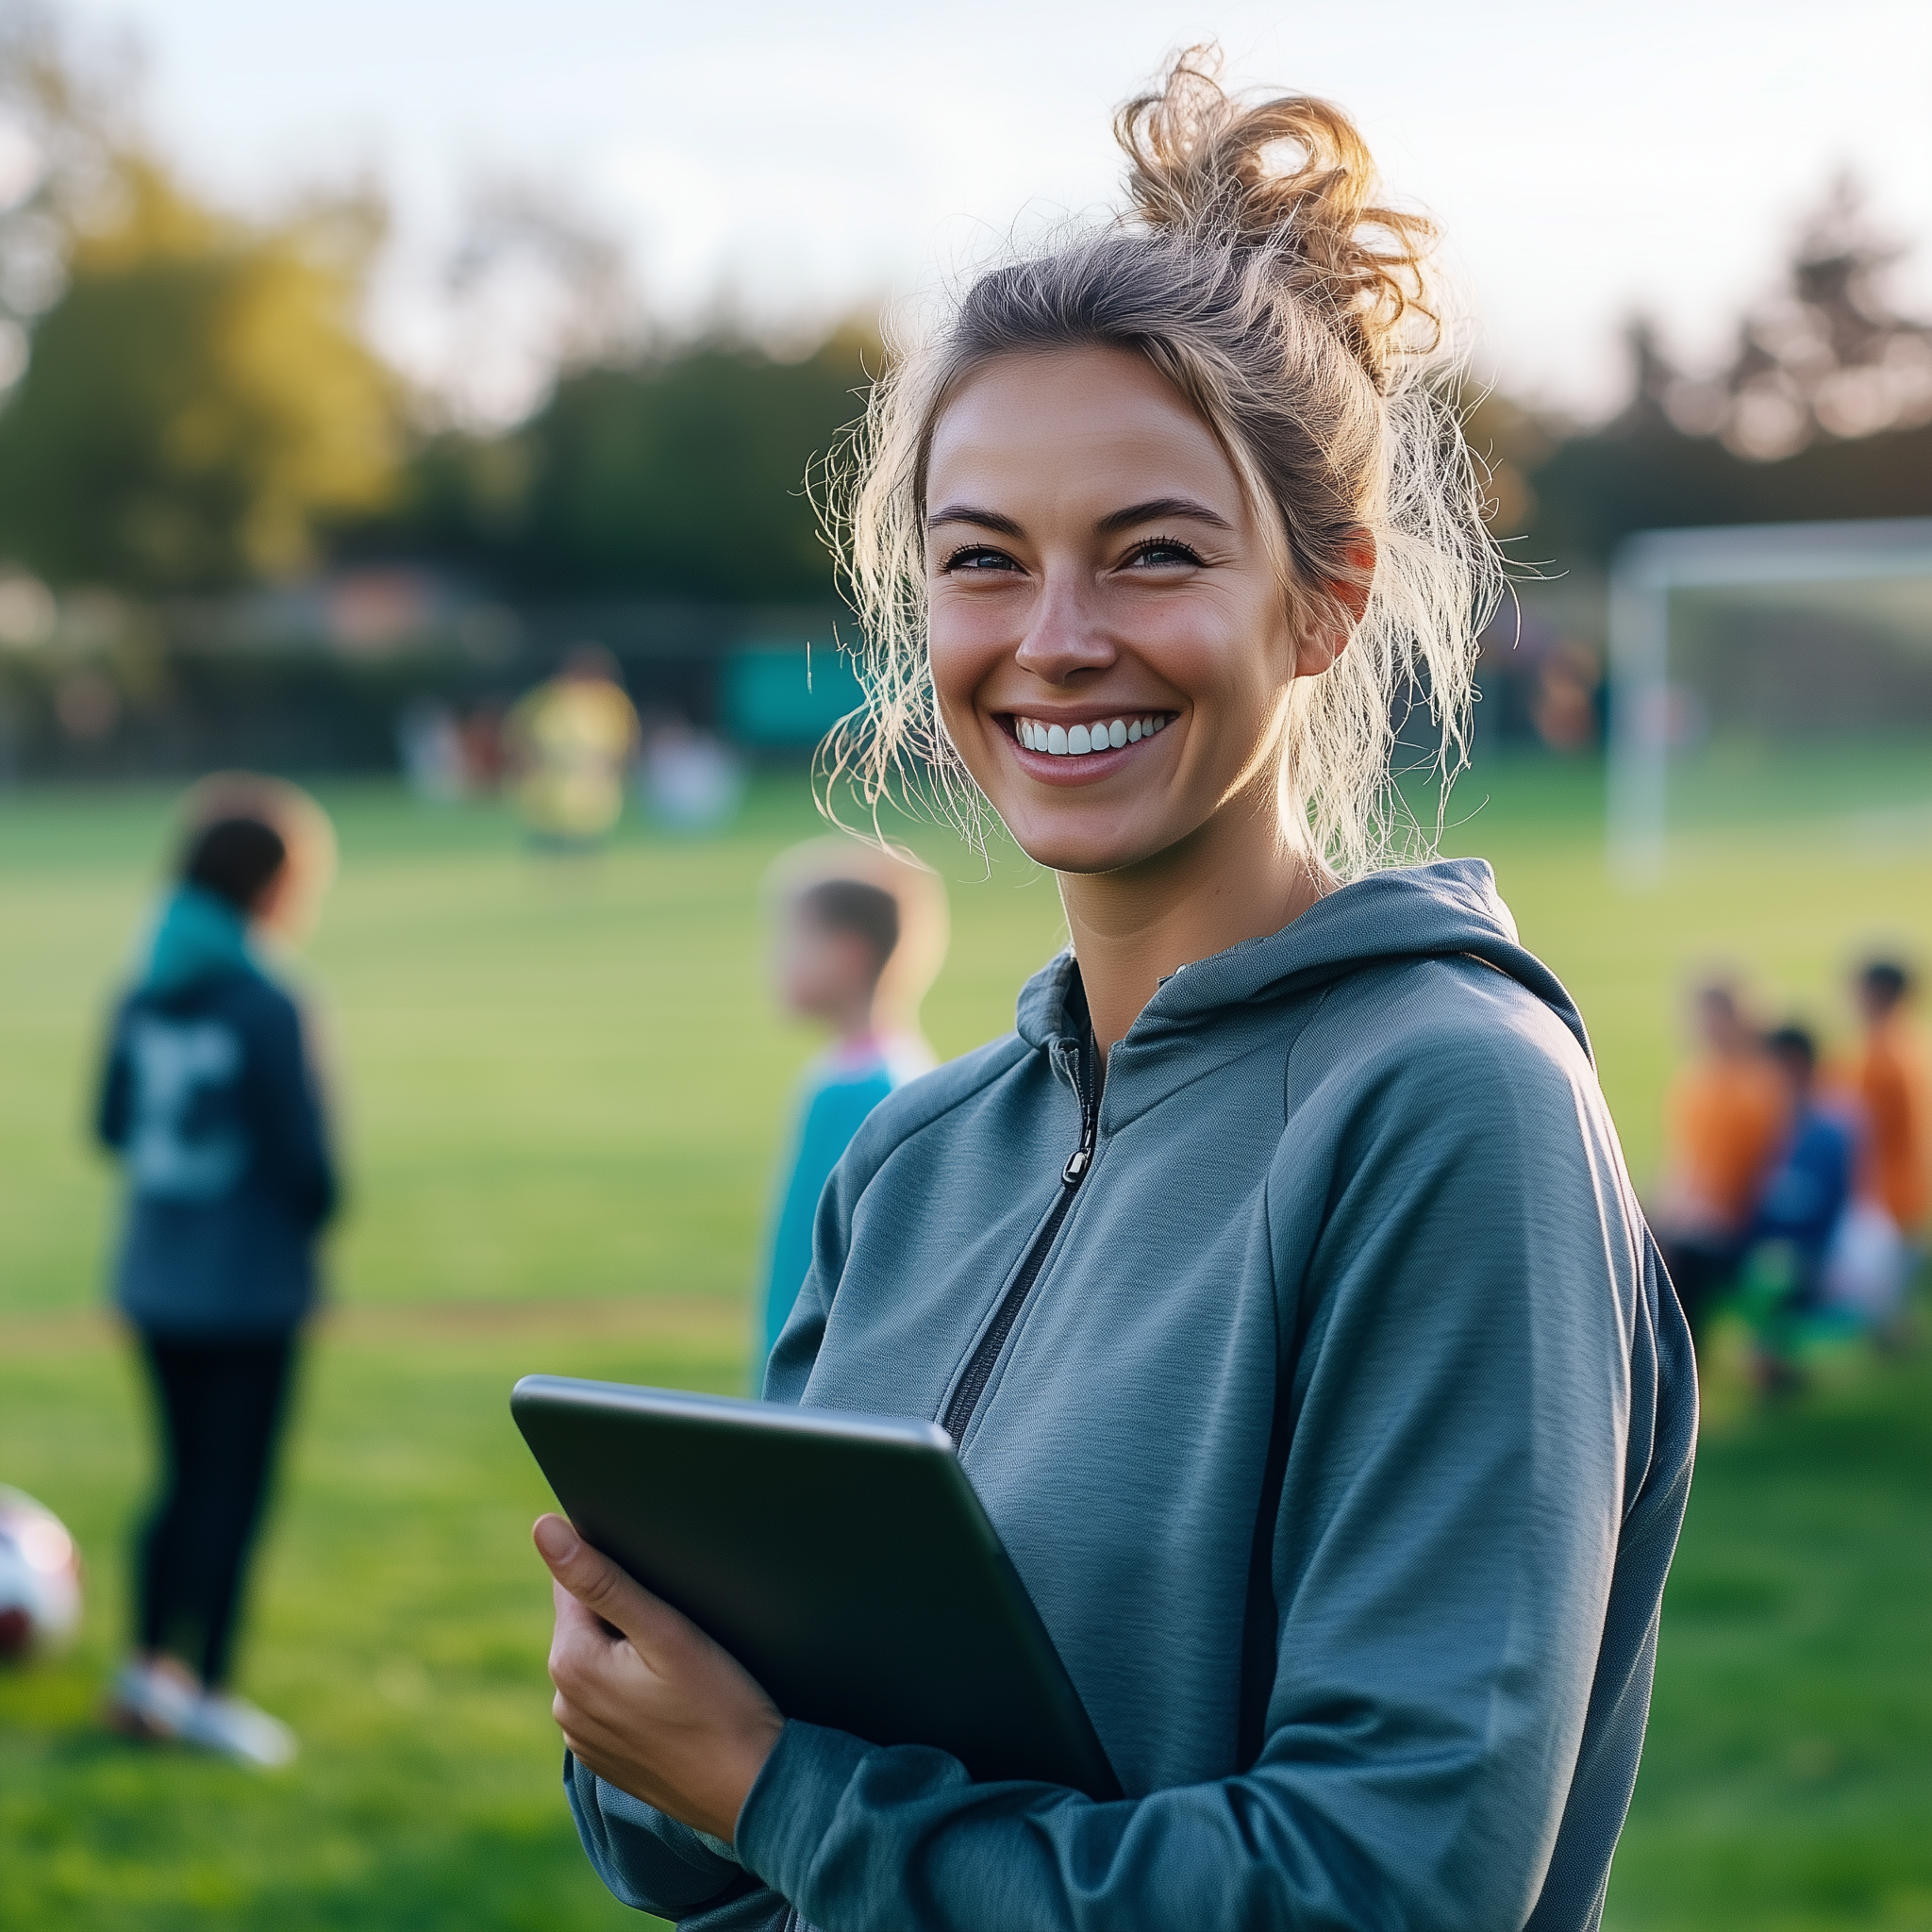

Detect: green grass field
[3, 757, 1931, 1929]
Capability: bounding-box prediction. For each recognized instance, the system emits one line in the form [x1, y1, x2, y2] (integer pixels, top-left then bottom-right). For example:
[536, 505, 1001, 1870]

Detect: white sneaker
[180, 1691, 298, 1769]
[105, 1660, 199, 1740]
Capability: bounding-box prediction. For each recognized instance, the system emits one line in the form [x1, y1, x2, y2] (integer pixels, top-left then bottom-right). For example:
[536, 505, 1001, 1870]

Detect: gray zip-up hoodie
[567, 858, 1696, 1932]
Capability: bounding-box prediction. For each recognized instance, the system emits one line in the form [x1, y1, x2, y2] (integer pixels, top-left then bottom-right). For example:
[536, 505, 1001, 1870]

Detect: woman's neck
[1057, 789, 1331, 1058]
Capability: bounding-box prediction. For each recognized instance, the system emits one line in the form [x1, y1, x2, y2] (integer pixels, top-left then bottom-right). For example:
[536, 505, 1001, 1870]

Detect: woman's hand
[535, 1514, 784, 1843]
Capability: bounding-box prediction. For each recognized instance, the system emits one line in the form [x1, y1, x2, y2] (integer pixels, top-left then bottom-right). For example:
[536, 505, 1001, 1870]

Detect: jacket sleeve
[727, 1010, 1653, 1932]
[563, 1750, 759, 1923]
[243, 987, 338, 1231]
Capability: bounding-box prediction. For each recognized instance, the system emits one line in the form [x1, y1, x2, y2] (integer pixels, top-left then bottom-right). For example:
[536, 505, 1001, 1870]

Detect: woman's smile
[1005, 708, 1177, 776]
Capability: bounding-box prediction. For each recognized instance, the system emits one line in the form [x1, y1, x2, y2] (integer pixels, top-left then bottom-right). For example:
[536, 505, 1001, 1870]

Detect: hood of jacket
[140, 885, 258, 997]
[1015, 857, 1590, 1067]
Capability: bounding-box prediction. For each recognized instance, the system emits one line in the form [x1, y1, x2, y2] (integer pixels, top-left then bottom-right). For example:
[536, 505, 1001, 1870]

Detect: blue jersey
[96, 889, 337, 1338]
[758, 1035, 932, 1372]
[1753, 1103, 1857, 1267]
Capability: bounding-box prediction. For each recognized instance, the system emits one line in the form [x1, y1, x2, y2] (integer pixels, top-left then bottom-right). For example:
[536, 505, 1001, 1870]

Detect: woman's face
[924, 344, 1324, 877]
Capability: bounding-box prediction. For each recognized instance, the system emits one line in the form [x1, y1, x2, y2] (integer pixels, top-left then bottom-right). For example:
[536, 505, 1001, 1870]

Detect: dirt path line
[0, 1294, 748, 1358]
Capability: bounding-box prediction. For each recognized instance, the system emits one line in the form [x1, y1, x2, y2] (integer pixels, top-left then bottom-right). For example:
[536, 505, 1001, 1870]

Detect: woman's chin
[992, 809, 1184, 880]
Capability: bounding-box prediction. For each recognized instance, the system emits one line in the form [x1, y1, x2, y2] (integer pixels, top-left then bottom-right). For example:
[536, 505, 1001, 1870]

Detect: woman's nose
[1012, 576, 1117, 686]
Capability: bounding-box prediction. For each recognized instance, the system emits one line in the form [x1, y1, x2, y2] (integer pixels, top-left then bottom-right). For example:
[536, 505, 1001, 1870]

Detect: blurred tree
[1671, 177, 1932, 459]
[0, 7, 400, 591]
[433, 175, 640, 430]
[1520, 182, 1932, 573]
[1458, 388, 1555, 548]
[381, 326, 875, 604]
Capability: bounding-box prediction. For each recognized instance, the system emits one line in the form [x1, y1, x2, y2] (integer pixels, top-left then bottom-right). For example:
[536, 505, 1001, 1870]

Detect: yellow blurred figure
[506, 647, 641, 845]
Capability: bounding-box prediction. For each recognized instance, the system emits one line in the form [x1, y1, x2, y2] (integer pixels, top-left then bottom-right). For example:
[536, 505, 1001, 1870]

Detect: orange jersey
[1852, 1019, 1930, 1230]
[1664, 1054, 1789, 1230]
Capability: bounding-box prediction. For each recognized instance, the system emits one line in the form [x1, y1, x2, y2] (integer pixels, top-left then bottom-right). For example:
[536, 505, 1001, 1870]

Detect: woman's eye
[941, 546, 1021, 574]
[1125, 539, 1204, 570]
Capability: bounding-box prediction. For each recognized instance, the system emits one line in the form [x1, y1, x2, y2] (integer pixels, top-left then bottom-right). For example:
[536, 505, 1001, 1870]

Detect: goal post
[1607, 516, 1932, 881]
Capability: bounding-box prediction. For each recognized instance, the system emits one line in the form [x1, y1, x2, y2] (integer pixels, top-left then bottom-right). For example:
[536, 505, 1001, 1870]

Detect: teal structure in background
[724, 644, 867, 748]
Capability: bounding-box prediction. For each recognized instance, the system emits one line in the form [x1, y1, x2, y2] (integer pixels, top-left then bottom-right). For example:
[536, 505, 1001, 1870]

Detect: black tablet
[511, 1374, 1120, 1799]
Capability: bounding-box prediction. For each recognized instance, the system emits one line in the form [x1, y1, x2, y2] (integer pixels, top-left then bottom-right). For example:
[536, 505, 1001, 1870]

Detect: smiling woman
[538, 45, 1696, 1932]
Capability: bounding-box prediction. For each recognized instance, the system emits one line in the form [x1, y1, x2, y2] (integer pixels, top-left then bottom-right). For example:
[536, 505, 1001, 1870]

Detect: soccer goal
[1607, 516, 1932, 879]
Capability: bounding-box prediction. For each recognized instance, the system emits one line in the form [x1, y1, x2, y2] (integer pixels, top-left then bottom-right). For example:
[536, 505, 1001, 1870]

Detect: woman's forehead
[926, 347, 1242, 521]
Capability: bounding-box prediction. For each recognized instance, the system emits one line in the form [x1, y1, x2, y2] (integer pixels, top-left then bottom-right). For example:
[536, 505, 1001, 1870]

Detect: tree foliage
[386, 328, 875, 603]
[0, 8, 399, 592]
[1516, 183, 1932, 571]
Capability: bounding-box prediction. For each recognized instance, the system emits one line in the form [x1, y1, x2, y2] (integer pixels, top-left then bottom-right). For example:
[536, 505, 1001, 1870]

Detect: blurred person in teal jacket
[96, 776, 338, 1771]
[757, 842, 947, 1374]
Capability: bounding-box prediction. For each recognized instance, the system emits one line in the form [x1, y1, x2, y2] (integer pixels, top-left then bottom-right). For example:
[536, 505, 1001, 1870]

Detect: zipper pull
[1062, 1087, 1098, 1185]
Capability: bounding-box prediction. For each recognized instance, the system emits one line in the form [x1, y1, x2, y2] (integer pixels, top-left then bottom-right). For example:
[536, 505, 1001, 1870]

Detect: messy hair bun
[824, 46, 1500, 879]
[1116, 52, 1438, 391]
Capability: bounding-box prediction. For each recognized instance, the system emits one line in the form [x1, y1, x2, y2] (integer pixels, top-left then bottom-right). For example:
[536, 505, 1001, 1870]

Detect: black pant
[136, 1333, 297, 1689]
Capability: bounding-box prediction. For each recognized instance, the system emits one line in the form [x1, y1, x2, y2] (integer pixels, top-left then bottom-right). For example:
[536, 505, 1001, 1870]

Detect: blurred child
[505, 646, 641, 847]
[757, 841, 948, 1378]
[1743, 1024, 1857, 1391]
[96, 776, 339, 1767]
[1808, 959, 1927, 1333]
[1652, 981, 1789, 1351]
[1845, 960, 1928, 1237]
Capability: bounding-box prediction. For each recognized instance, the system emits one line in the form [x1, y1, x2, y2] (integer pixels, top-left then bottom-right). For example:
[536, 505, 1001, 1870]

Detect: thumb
[533, 1514, 658, 1642]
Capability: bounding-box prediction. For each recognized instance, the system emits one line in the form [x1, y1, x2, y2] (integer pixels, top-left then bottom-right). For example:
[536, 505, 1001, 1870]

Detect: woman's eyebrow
[927, 505, 1024, 536]
[1095, 496, 1235, 534]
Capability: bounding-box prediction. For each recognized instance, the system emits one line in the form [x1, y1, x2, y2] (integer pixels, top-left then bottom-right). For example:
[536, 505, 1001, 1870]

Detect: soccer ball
[0, 1485, 82, 1661]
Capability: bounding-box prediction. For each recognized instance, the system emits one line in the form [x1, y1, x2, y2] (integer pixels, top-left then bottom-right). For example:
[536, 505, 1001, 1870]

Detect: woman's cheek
[925, 621, 997, 729]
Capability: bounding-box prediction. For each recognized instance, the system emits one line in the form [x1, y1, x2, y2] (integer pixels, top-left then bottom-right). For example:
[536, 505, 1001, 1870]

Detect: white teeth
[1019, 714, 1169, 757]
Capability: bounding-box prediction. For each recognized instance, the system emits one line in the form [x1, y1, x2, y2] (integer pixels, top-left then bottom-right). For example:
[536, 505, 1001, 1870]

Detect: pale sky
[64, 0, 1932, 425]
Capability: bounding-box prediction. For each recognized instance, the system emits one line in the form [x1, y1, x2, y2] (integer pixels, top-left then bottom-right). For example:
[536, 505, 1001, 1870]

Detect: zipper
[940, 1033, 1098, 1446]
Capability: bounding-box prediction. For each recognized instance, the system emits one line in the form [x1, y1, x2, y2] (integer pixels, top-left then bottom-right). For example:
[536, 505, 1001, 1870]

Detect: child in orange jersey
[1847, 962, 1929, 1236]
[1653, 981, 1790, 1352]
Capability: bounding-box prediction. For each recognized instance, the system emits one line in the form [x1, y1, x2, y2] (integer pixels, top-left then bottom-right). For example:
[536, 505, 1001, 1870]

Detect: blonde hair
[820, 47, 1502, 877]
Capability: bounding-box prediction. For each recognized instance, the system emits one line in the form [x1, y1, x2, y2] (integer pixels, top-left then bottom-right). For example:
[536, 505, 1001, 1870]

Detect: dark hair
[1695, 981, 1740, 1019]
[1859, 960, 1911, 1008]
[182, 816, 287, 912]
[800, 878, 899, 979]
[1765, 1024, 1818, 1077]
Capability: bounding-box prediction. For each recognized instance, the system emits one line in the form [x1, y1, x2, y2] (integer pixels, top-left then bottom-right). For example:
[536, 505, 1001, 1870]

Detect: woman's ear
[1292, 530, 1377, 678]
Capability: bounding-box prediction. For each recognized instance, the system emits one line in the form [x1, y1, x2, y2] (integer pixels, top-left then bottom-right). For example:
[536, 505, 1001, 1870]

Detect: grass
[0, 1306, 738, 1931]
[3, 753, 1931, 1927]
[1612, 1341, 1932, 1932]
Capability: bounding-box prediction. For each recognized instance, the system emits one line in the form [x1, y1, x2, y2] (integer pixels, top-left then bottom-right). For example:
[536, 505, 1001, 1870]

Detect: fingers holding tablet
[534, 1514, 784, 1844]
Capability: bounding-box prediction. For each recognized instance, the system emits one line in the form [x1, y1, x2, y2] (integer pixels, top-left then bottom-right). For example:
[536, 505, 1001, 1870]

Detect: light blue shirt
[760, 1034, 933, 1368]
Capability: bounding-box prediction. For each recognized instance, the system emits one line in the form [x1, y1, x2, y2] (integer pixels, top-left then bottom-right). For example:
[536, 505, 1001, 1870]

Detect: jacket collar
[1013, 858, 1590, 1065]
